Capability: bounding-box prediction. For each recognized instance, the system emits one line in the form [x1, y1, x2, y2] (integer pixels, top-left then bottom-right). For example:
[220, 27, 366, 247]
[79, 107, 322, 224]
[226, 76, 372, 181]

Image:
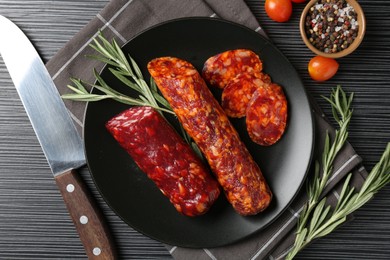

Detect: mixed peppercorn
[305, 0, 359, 54]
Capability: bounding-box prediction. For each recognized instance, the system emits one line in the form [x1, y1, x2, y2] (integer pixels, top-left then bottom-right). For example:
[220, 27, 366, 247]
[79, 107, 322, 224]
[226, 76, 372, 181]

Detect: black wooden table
[0, 0, 389, 259]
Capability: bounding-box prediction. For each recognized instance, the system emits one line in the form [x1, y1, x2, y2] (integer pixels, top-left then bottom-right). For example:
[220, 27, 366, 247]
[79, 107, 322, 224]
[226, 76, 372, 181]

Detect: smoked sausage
[148, 57, 272, 216]
[106, 106, 220, 217]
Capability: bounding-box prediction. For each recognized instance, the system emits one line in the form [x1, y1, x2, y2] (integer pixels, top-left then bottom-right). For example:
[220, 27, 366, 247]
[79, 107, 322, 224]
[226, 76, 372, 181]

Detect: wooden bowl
[300, 0, 366, 58]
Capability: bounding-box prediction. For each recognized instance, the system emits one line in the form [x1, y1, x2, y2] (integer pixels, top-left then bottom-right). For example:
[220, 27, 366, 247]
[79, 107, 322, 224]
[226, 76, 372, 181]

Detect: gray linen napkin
[46, 0, 368, 259]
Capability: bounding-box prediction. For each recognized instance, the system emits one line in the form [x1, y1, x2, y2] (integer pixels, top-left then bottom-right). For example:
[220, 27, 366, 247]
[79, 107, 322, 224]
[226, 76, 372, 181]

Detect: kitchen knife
[0, 15, 116, 259]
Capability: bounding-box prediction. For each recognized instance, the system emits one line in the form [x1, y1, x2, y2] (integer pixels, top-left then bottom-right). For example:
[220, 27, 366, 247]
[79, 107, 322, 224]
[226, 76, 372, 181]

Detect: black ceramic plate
[84, 17, 314, 248]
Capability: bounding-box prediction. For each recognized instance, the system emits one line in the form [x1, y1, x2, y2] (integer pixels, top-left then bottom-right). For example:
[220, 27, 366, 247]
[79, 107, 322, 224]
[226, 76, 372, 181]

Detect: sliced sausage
[221, 73, 271, 118]
[202, 49, 263, 89]
[148, 57, 272, 216]
[106, 106, 220, 217]
[246, 83, 288, 146]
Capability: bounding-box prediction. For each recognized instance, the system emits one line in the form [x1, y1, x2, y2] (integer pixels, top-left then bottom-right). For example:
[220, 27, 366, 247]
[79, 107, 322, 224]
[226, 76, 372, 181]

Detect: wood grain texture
[55, 169, 117, 259]
[0, 0, 389, 259]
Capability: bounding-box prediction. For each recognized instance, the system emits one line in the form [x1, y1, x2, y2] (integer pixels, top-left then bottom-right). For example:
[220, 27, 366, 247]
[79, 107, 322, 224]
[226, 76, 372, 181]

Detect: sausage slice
[246, 83, 288, 146]
[202, 49, 263, 89]
[221, 73, 271, 118]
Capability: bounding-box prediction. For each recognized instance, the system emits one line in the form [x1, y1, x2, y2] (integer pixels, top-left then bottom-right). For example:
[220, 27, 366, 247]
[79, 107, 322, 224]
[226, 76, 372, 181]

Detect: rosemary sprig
[294, 86, 353, 238]
[62, 32, 173, 115]
[61, 32, 204, 159]
[286, 86, 390, 259]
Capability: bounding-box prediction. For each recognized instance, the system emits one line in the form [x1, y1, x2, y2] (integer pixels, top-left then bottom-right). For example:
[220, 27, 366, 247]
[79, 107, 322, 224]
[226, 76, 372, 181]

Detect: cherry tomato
[291, 0, 307, 3]
[308, 56, 339, 81]
[265, 0, 293, 23]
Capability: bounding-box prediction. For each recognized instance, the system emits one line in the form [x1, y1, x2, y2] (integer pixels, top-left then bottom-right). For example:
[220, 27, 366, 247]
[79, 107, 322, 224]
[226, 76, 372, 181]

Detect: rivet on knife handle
[55, 169, 117, 259]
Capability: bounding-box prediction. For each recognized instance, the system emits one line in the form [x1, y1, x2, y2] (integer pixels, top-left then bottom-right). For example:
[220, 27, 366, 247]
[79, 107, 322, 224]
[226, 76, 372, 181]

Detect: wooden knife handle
[55, 169, 117, 259]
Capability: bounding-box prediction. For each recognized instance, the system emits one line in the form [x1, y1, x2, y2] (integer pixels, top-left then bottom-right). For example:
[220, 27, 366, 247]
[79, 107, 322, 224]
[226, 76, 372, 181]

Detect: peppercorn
[305, 0, 359, 54]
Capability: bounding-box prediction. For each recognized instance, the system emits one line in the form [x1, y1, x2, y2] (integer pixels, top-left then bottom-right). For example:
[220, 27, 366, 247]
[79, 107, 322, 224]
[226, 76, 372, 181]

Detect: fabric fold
[45, 0, 368, 259]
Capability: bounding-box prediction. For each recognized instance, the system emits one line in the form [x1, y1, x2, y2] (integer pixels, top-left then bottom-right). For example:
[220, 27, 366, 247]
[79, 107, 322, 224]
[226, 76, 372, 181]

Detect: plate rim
[83, 16, 315, 248]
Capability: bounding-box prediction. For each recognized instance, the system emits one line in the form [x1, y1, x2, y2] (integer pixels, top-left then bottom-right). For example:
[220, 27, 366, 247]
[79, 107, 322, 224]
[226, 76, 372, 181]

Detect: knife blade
[0, 15, 116, 259]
